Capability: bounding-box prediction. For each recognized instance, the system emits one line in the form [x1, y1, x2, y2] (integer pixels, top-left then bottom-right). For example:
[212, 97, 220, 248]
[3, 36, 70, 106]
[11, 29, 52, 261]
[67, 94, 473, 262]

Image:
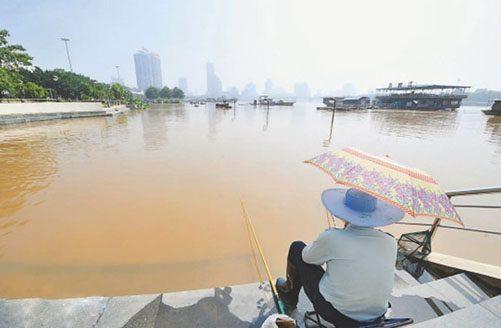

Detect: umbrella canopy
[305, 147, 462, 225]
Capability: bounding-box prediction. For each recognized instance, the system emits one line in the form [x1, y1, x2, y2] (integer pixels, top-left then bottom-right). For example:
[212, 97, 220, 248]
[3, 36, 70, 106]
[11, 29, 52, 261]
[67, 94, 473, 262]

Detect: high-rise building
[178, 77, 188, 94]
[206, 62, 222, 97]
[241, 83, 257, 100]
[134, 48, 162, 91]
[225, 87, 239, 99]
[264, 79, 273, 95]
[293, 82, 310, 99]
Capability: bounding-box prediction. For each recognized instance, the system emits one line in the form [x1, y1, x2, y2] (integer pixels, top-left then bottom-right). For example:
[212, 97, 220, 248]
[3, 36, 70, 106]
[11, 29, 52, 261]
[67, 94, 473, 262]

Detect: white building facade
[134, 49, 162, 91]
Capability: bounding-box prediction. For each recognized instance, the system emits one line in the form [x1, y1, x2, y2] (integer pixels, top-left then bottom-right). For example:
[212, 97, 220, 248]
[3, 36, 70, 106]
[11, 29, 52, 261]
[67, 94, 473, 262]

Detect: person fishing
[276, 187, 405, 327]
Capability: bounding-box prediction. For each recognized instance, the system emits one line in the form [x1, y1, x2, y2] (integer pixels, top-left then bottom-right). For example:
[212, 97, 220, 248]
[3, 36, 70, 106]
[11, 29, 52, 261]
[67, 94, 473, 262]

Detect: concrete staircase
[294, 270, 500, 327]
[0, 271, 499, 327]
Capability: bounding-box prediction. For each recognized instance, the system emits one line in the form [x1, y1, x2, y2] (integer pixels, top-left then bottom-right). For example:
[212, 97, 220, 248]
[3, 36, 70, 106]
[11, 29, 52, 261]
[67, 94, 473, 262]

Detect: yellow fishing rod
[240, 199, 286, 315]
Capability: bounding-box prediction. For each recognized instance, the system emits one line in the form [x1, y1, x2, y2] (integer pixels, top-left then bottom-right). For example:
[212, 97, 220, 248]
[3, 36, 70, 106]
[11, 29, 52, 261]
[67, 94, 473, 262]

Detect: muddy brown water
[0, 103, 500, 299]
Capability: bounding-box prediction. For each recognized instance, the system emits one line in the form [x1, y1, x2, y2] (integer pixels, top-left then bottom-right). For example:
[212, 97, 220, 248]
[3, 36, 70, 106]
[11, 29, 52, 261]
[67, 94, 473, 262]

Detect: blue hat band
[344, 188, 376, 213]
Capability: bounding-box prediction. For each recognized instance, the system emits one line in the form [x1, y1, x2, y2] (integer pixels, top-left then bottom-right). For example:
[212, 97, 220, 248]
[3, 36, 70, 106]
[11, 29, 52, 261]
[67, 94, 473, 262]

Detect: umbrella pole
[240, 199, 286, 315]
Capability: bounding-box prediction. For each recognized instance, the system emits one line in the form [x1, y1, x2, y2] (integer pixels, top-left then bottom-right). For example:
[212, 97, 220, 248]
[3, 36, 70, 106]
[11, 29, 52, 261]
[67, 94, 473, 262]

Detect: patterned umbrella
[305, 147, 462, 225]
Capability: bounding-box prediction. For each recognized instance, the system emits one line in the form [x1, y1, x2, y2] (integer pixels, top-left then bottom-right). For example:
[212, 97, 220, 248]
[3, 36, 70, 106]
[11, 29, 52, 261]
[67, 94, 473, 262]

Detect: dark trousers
[285, 241, 359, 327]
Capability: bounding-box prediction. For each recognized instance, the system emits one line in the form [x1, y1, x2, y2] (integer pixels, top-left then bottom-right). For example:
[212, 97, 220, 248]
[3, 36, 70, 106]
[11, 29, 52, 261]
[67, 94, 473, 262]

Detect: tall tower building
[134, 48, 162, 91]
[264, 79, 273, 95]
[293, 82, 310, 99]
[206, 62, 222, 97]
[178, 77, 188, 94]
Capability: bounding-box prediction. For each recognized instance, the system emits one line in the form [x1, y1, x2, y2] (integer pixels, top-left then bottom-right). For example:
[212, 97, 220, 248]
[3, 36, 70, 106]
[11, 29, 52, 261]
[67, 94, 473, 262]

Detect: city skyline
[2, 0, 501, 94]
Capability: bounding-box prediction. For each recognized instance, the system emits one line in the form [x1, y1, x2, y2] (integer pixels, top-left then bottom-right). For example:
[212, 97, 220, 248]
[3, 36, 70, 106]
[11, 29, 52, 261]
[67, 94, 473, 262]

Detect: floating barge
[317, 97, 370, 110]
[375, 83, 470, 110]
[254, 95, 295, 107]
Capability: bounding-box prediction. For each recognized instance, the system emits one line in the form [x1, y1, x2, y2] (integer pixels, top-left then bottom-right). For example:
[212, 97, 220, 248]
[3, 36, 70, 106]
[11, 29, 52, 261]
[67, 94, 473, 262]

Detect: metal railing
[397, 186, 501, 239]
[446, 186, 501, 197]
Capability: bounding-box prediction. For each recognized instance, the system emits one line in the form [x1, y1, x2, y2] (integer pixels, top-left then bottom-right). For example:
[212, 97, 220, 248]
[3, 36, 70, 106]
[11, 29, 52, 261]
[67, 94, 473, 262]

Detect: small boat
[482, 100, 501, 115]
[215, 101, 232, 109]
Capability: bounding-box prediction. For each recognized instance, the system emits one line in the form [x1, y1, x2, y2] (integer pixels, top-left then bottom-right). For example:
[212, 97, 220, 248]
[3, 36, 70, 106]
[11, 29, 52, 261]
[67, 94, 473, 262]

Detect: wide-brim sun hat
[322, 188, 405, 227]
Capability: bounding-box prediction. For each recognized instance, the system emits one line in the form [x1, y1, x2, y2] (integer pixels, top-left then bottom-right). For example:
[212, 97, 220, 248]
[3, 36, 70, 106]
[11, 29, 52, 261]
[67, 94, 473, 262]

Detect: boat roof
[377, 84, 471, 91]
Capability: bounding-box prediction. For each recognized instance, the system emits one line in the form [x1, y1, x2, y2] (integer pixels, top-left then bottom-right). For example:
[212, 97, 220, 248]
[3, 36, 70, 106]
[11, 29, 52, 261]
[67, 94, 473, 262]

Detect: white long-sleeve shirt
[302, 225, 397, 322]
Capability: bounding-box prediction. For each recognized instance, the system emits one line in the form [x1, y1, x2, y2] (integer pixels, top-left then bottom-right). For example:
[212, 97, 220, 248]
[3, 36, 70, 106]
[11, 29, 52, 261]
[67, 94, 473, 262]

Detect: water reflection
[263, 107, 270, 131]
[370, 110, 459, 138]
[485, 116, 501, 154]
[207, 106, 226, 142]
[323, 110, 335, 147]
[0, 137, 57, 250]
[140, 107, 173, 151]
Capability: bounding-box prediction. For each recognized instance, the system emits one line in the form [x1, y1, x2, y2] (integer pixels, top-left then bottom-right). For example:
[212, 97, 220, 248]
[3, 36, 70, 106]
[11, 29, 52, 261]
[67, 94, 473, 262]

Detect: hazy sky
[2, 0, 500, 94]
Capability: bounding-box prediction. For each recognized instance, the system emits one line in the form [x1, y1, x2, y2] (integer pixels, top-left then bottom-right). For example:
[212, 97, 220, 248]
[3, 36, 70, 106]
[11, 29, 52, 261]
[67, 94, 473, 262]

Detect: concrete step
[394, 269, 421, 290]
[389, 273, 490, 324]
[411, 295, 501, 327]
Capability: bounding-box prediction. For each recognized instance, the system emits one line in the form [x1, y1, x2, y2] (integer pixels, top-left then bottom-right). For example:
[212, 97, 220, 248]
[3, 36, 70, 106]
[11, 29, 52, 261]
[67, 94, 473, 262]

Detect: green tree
[0, 68, 18, 97]
[110, 83, 127, 100]
[159, 86, 171, 98]
[145, 86, 159, 99]
[0, 30, 32, 70]
[171, 87, 184, 99]
[21, 68, 111, 100]
[22, 81, 47, 98]
[0, 29, 36, 97]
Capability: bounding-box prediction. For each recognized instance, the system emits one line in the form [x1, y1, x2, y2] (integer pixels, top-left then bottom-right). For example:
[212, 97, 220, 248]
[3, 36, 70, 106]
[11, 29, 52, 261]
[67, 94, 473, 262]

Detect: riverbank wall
[0, 102, 128, 125]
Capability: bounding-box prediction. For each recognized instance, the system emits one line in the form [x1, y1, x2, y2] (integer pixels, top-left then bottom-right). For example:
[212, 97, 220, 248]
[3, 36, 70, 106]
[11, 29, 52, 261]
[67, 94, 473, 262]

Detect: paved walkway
[0, 102, 127, 125]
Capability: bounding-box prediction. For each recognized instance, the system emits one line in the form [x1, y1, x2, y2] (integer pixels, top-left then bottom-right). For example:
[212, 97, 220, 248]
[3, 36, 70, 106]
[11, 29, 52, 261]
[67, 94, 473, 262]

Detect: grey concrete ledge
[0, 111, 112, 125]
[0, 282, 275, 328]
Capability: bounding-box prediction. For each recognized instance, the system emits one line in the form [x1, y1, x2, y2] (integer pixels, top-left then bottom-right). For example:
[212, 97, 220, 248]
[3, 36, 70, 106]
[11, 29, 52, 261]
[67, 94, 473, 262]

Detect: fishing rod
[240, 199, 287, 315]
[244, 208, 264, 283]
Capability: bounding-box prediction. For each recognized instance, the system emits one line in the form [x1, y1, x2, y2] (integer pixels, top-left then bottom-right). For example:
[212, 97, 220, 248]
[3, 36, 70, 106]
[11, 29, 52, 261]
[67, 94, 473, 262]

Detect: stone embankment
[0, 102, 128, 125]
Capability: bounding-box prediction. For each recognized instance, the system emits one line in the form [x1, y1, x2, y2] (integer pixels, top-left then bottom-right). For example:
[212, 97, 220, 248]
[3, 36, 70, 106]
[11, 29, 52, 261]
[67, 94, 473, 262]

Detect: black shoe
[275, 277, 297, 314]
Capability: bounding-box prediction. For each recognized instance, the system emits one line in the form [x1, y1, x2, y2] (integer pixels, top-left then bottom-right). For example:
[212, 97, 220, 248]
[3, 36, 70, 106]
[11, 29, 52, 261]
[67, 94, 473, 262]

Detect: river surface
[0, 103, 500, 299]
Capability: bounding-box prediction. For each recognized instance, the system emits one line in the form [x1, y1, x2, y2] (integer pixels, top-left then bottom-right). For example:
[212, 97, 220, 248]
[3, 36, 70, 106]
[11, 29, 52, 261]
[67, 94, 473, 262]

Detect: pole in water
[240, 199, 286, 315]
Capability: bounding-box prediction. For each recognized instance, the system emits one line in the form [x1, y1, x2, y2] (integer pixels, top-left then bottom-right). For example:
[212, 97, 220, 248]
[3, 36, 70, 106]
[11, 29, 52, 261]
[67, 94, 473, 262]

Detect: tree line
[0, 29, 146, 108]
[144, 86, 184, 100]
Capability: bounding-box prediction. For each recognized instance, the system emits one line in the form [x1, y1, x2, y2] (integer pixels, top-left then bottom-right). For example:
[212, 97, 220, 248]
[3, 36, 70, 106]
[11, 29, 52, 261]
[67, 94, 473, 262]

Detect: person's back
[276, 188, 404, 327]
[302, 225, 397, 322]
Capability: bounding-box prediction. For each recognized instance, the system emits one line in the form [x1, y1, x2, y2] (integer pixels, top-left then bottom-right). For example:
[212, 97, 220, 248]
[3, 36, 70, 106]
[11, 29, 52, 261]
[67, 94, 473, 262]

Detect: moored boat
[255, 95, 295, 107]
[375, 83, 470, 110]
[215, 101, 232, 109]
[482, 100, 501, 115]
